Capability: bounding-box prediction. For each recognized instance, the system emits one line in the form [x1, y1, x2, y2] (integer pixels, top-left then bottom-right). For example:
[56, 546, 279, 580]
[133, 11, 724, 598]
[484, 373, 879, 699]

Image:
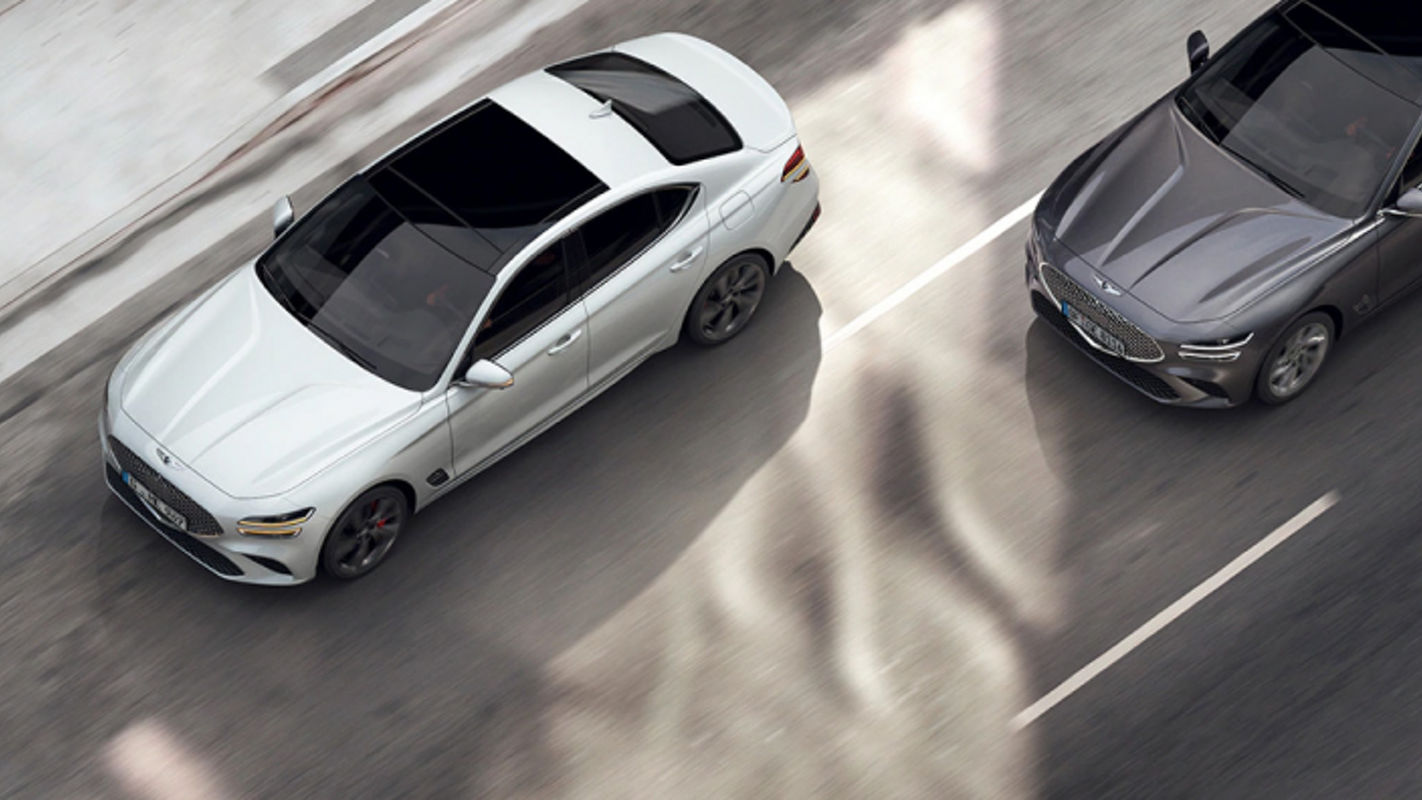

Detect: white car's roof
[489, 70, 671, 188]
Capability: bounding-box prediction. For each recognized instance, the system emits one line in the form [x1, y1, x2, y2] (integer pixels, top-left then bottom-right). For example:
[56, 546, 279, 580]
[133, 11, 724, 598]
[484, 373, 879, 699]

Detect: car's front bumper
[1025, 257, 1256, 408]
[99, 409, 326, 585]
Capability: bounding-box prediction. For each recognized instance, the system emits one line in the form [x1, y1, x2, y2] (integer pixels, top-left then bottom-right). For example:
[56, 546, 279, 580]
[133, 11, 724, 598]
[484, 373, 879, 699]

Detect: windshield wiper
[307, 322, 379, 373]
[1175, 94, 1220, 146]
[1224, 146, 1307, 201]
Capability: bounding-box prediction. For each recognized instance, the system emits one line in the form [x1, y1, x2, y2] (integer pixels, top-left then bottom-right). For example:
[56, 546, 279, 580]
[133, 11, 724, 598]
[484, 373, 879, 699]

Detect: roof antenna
[590, 99, 614, 119]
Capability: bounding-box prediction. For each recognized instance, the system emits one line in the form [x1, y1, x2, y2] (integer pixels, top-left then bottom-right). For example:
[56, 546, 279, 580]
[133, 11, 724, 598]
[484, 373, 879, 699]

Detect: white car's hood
[119, 266, 421, 499]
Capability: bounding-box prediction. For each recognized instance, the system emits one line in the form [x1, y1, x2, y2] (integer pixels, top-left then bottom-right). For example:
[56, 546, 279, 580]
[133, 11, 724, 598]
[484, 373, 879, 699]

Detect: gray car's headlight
[237, 509, 314, 537]
[1179, 333, 1254, 362]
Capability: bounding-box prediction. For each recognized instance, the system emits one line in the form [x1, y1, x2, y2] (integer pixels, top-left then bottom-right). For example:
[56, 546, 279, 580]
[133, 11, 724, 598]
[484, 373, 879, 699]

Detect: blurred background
[5, 0, 1419, 797]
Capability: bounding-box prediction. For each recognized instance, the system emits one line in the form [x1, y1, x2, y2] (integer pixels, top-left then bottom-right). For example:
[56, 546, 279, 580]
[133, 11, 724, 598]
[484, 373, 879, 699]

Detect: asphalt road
[8, 0, 1422, 797]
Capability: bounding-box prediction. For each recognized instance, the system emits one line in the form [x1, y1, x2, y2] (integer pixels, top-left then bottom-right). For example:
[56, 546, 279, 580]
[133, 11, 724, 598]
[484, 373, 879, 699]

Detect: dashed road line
[824, 191, 1042, 350]
[1011, 490, 1342, 730]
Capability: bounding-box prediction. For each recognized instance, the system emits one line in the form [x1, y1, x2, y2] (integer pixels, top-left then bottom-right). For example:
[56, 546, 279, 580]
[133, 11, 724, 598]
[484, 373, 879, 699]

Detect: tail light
[782, 144, 810, 183]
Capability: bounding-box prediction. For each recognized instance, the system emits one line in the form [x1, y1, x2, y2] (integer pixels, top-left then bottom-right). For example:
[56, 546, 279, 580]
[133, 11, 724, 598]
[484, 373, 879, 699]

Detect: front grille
[106, 465, 242, 576]
[108, 436, 223, 535]
[1039, 263, 1164, 362]
[1033, 292, 1179, 401]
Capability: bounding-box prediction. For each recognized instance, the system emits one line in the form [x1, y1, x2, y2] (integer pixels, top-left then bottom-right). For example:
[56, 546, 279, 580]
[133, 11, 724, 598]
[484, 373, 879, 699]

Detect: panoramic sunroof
[376, 100, 607, 272]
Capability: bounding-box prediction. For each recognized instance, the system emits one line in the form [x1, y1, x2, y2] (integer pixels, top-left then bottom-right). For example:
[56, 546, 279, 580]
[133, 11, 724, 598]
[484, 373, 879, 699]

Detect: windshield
[1176, 12, 1420, 218]
[256, 178, 494, 391]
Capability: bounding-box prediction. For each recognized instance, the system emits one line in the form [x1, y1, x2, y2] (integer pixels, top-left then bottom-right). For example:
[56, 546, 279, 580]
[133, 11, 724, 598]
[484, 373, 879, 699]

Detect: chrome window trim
[574, 184, 703, 302]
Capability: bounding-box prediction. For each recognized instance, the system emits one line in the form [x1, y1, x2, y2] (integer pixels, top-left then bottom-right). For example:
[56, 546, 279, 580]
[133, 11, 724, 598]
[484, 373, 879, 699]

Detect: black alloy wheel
[684, 254, 770, 346]
[320, 485, 409, 579]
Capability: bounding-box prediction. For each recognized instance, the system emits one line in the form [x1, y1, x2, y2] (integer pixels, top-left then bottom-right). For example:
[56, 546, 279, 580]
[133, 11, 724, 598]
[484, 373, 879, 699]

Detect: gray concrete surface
[10, 0, 1422, 798]
[0, 0, 587, 387]
[0, 0, 470, 317]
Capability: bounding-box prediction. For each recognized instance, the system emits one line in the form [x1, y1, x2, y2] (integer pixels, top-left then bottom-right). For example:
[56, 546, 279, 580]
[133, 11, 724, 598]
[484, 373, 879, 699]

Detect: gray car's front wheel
[1254, 311, 1335, 406]
[684, 253, 770, 346]
[320, 485, 409, 580]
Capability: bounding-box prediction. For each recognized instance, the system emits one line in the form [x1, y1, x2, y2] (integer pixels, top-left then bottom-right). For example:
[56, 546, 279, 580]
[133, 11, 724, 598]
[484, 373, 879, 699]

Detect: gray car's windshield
[1176, 12, 1420, 218]
[256, 178, 494, 391]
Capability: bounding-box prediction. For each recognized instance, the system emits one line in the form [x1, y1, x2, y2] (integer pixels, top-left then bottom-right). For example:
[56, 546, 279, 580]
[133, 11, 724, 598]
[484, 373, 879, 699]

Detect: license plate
[124, 471, 189, 532]
[1062, 301, 1126, 357]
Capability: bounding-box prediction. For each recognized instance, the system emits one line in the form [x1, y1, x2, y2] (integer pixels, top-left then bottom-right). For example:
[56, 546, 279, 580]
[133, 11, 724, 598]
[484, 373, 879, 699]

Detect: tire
[1254, 311, 1335, 406]
[683, 253, 771, 346]
[320, 485, 410, 580]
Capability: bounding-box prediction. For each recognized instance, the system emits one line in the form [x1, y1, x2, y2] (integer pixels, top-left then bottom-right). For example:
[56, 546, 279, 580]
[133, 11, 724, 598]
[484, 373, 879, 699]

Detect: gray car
[1028, 1, 1422, 407]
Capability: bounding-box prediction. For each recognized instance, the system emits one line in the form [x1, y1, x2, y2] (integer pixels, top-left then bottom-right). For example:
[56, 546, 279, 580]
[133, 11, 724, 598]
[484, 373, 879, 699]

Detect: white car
[100, 33, 821, 584]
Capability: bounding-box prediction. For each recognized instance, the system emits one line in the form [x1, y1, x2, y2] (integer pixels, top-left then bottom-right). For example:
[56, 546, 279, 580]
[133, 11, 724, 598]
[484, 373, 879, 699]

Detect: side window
[471, 239, 570, 360]
[654, 186, 694, 224]
[573, 187, 695, 297]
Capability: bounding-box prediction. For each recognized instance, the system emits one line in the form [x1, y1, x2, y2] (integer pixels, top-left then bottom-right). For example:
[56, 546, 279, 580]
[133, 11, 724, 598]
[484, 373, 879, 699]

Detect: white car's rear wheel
[684, 254, 770, 346]
[320, 486, 408, 580]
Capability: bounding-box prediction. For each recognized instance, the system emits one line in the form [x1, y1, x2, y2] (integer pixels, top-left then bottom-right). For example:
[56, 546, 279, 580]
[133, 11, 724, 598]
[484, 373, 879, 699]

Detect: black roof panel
[373, 100, 607, 273]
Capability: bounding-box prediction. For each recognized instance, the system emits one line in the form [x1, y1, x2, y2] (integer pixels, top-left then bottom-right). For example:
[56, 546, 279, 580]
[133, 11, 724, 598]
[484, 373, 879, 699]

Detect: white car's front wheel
[320, 486, 409, 580]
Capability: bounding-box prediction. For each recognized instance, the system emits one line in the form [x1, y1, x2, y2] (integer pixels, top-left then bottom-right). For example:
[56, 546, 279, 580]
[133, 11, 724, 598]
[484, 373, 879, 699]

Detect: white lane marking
[824, 191, 1042, 350]
[1010, 491, 1342, 730]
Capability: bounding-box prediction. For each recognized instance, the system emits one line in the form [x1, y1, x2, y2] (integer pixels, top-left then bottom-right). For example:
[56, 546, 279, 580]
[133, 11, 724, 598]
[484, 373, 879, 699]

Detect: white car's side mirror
[459, 359, 513, 389]
[273, 196, 295, 238]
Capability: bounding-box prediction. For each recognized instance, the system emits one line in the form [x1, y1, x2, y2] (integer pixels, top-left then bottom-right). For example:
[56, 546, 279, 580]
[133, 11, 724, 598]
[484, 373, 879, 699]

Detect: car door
[1378, 143, 1422, 303]
[445, 236, 589, 477]
[574, 186, 709, 389]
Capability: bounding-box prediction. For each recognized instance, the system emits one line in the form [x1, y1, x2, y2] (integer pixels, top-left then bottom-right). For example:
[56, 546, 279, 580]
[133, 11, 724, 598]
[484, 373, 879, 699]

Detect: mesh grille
[1033, 292, 1179, 401]
[108, 436, 223, 535]
[106, 466, 241, 576]
[1039, 263, 1163, 362]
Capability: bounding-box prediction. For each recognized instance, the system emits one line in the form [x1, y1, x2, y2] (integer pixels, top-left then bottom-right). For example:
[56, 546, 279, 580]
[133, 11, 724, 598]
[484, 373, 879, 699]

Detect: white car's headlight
[103, 368, 121, 429]
[237, 508, 314, 537]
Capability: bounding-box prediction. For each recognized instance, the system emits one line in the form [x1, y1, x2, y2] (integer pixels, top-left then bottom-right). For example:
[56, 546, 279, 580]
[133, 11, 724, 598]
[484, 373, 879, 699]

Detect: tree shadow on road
[59, 265, 821, 798]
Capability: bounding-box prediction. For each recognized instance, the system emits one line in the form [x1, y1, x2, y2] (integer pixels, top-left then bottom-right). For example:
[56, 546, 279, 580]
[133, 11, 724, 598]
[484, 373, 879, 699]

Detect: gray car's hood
[1050, 100, 1352, 324]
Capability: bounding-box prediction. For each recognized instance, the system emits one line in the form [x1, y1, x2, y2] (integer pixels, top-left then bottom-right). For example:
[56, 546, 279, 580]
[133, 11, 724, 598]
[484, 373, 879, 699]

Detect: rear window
[548, 52, 742, 165]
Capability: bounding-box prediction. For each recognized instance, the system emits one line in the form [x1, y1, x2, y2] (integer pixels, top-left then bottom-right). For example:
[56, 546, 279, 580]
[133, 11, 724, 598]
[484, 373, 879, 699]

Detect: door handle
[546, 327, 583, 355]
[669, 247, 704, 273]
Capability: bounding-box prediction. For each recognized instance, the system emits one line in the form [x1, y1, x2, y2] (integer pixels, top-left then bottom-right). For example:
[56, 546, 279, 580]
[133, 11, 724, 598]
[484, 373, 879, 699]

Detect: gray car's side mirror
[1188, 31, 1210, 73]
[459, 359, 514, 389]
[1394, 187, 1422, 217]
[273, 196, 295, 239]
